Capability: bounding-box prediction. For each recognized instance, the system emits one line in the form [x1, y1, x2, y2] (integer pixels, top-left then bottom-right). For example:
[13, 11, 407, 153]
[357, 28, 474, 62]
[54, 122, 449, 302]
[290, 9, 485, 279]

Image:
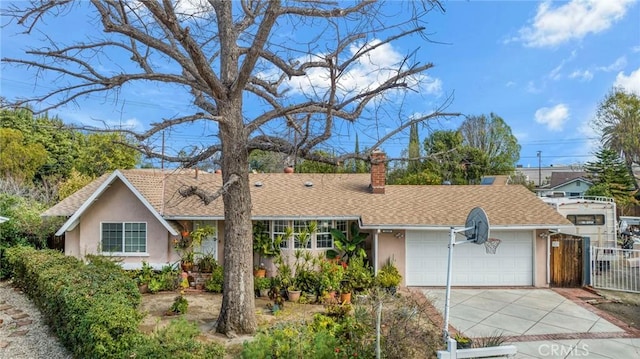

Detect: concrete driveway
[421, 288, 640, 358]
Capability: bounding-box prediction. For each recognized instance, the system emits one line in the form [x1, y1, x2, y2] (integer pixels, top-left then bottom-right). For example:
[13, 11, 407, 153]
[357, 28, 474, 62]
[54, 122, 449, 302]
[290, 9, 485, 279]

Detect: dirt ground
[138, 290, 326, 354]
[590, 288, 640, 331]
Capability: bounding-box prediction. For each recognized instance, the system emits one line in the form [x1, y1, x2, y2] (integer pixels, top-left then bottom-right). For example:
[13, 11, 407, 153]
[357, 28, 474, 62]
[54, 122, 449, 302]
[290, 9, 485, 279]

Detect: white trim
[55, 170, 179, 237]
[361, 224, 574, 231]
[101, 252, 150, 257]
[100, 221, 148, 254]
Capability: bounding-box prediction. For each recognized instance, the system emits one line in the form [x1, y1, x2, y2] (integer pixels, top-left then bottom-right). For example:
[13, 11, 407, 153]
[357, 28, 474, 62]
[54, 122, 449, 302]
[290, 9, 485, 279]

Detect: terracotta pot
[254, 268, 266, 278]
[181, 262, 193, 272]
[287, 290, 301, 302]
[138, 284, 149, 294]
[340, 292, 352, 304]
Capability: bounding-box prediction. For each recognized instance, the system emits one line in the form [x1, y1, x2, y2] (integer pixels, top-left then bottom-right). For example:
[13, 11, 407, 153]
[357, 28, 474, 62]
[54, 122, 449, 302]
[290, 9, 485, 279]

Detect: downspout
[546, 232, 551, 285]
[374, 229, 380, 275]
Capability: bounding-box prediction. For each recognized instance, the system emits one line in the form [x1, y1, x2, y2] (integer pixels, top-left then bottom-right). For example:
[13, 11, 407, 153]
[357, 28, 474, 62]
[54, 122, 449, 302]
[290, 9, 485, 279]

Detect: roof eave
[359, 224, 574, 231]
[55, 170, 179, 237]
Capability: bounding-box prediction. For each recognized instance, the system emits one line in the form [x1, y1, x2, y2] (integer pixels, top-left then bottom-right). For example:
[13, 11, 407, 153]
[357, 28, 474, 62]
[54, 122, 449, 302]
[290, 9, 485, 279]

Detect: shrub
[376, 261, 402, 289]
[131, 318, 225, 358]
[5, 246, 142, 358]
[170, 293, 189, 315]
[343, 256, 374, 293]
[5, 246, 225, 358]
[254, 276, 271, 291]
[240, 322, 339, 358]
[204, 264, 224, 293]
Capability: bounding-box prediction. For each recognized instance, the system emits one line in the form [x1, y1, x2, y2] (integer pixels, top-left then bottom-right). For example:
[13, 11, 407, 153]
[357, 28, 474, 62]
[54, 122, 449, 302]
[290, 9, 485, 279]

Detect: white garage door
[405, 230, 533, 286]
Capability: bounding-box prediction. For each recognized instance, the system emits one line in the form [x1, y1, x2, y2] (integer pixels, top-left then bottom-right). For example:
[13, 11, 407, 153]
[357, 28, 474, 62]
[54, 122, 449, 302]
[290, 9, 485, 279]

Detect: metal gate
[550, 236, 583, 287]
[590, 246, 640, 293]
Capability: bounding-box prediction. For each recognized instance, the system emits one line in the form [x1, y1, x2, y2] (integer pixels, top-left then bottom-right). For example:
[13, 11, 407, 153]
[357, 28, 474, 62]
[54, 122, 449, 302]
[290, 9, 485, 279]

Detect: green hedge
[5, 246, 224, 358]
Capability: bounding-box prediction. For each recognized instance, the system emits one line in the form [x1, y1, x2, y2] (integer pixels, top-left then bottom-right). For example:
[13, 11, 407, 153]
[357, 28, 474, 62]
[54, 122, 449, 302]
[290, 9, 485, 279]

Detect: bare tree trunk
[216, 99, 256, 334]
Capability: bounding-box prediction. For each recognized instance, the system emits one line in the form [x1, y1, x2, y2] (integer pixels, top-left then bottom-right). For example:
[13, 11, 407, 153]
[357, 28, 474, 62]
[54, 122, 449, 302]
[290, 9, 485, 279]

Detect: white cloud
[513, 0, 636, 47]
[505, 81, 516, 87]
[526, 81, 542, 94]
[281, 39, 442, 99]
[548, 63, 564, 80]
[614, 67, 640, 95]
[534, 104, 569, 131]
[174, 0, 214, 16]
[632, 45, 640, 53]
[597, 56, 627, 72]
[568, 69, 594, 81]
[547, 50, 577, 80]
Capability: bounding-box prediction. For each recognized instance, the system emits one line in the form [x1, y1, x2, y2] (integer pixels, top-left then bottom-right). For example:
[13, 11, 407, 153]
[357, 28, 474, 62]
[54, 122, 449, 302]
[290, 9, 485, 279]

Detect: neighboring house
[538, 172, 592, 198]
[42, 151, 573, 288]
[516, 165, 584, 187]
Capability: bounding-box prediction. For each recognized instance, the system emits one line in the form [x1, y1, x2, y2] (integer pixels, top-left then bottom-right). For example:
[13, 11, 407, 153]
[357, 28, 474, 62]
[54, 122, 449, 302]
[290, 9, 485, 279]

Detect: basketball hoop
[484, 238, 502, 254]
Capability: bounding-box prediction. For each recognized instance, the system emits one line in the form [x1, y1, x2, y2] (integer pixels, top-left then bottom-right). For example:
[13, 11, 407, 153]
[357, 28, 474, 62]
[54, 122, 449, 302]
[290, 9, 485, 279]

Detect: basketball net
[484, 238, 502, 254]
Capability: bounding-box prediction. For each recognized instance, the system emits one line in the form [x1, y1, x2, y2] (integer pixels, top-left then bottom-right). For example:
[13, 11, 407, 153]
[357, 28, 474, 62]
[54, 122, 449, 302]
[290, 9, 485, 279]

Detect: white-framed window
[101, 222, 147, 254]
[293, 220, 312, 249]
[335, 220, 347, 237]
[316, 220, 333, 249]
[273, 220, 290, 248]
[258, 219, 353, 250]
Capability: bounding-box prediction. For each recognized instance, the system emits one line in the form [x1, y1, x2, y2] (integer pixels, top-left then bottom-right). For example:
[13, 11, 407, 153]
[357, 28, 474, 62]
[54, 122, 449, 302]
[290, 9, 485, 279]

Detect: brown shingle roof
[43, 169, 571, 228]
[548, 171, 589, 188]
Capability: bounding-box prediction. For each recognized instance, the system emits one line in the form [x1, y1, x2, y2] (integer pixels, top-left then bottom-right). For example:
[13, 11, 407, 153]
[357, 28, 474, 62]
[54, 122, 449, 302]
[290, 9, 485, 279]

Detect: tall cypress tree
[408, 123, 421, 173]
[353, 132, 367, 173]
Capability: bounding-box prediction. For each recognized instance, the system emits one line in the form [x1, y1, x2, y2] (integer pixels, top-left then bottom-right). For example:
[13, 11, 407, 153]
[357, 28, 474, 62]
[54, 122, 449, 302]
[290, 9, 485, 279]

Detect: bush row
[5, 246, 224, 358]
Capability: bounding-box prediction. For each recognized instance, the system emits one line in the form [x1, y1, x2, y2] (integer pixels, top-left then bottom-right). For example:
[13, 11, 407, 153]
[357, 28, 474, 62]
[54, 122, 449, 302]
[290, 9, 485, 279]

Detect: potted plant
[190, 225, 216, 247]
[454, 333, 472, 349]
[292, 248, 318, 295]
[181, 250, 195, 272]
[274, 255, 294, 299]
[376, 260, 402, 294]
[318, 258, 344, 298]
[254, 276, 271, 297]
[196, 252, 216, 273]
[339, 281, 352, 304]
[173, 232, 194, 271]
[136, 261, 154, 293]
[253, 221, 285, 277]
[330, 222, 369, 264]
[287, 286, 302, 302]
[344, 256, 374, 294]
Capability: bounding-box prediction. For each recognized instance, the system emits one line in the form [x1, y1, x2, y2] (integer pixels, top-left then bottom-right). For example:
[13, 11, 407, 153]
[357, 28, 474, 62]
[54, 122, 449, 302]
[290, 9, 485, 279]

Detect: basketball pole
[443, 225, 474, 342]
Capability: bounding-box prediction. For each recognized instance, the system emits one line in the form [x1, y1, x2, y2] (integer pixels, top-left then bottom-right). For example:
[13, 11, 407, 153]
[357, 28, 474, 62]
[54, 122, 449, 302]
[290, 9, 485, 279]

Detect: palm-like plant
[253, 221, 284, 266]
[330, 222, 369, 263]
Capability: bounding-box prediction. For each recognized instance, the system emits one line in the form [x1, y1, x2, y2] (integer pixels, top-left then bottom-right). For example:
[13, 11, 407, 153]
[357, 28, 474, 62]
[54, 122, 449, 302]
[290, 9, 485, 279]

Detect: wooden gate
[550, 235, 583, 287]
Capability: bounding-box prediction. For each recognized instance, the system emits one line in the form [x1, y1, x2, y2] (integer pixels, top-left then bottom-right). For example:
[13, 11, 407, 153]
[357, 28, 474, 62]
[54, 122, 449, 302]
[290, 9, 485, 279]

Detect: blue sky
[2, 0, 639, 169]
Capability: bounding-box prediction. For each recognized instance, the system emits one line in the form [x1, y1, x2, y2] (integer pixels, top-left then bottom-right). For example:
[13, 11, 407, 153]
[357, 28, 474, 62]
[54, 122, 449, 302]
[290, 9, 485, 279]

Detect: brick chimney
[370, 150, 386, 194]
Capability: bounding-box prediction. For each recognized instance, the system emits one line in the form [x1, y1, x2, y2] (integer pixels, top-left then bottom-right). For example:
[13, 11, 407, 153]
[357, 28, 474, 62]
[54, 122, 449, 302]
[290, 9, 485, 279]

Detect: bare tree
[2, 0, 458, 334]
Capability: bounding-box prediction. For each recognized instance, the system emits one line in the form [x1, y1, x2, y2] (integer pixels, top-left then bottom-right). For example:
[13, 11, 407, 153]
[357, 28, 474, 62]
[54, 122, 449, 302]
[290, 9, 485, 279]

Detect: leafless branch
[178, 173, 239, 205]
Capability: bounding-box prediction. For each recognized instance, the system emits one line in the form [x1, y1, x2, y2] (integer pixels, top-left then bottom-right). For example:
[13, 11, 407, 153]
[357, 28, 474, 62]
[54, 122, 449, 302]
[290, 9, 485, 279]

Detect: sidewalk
[417, 287, 640, 358]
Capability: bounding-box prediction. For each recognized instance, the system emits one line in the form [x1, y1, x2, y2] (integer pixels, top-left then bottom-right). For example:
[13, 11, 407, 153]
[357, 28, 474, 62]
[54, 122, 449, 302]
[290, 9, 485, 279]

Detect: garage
[405, 230, 534, 286]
